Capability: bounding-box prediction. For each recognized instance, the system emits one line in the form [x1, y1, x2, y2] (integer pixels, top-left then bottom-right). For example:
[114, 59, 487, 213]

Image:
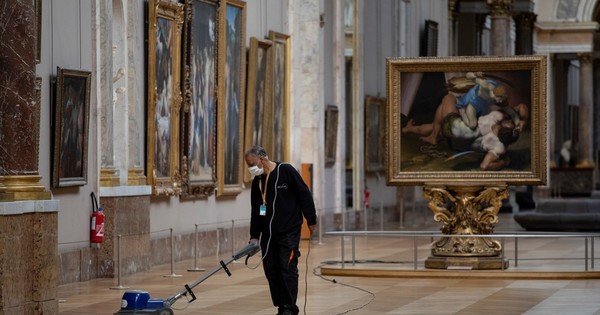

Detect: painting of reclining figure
[386, 56, 547, 186]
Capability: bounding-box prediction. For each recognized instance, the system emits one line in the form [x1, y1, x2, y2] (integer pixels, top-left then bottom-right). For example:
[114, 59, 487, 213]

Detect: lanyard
[258, 171, 271, 205]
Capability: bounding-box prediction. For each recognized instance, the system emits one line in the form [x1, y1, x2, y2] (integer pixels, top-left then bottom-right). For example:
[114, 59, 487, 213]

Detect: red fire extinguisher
[90, 192, 105, 244]
[364, 186, 371, 210]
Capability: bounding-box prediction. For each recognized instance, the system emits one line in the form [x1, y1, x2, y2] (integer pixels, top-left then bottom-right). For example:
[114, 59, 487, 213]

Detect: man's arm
[286, 164, 318, 226]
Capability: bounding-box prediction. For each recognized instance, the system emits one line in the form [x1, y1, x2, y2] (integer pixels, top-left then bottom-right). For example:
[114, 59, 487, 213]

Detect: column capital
[448, 0, 459, 19]
[577, 52, 594, 65]
[486, 0, 513, 17]
[513, 11, 536, 27]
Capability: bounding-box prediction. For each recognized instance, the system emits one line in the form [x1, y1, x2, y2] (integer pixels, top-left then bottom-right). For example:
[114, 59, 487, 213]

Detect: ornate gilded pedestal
[423, 184, 509, 269]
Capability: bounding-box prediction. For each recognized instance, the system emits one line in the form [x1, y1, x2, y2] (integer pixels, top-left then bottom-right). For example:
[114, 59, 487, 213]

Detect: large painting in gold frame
[147, 0, 184, 196]
[243, 37, 273, 183]
[180, 0, 219, 198]
[387, 55, 547, 186]
[216, 0, 246, 197]
[268, 30, 291, 163]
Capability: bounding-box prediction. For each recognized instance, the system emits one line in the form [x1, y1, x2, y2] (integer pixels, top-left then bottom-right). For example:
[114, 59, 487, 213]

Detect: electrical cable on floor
[303, 236, 312, 315]
[321, 259, 413, 265]
[312, 263, 376, 315]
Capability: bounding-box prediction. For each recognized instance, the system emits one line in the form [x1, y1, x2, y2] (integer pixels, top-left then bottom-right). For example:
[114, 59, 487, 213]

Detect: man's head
[245, 145, 269, 176]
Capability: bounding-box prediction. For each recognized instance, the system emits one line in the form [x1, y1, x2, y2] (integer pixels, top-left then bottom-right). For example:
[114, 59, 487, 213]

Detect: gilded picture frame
[180, 0, 219, 198]
[147, 0, 184, 196]
[268, 30, 291, 163]
[244, 37, 274, 182]
[325, 105, 339, 167]
[216, 0, 246, 197]
[52, 67, 91, 188]
[365, 95, 386, 172]
[387, 55, 547, 186]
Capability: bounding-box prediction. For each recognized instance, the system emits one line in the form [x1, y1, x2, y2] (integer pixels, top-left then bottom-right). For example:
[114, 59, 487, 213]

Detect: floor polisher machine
[114, 242, 260, 315]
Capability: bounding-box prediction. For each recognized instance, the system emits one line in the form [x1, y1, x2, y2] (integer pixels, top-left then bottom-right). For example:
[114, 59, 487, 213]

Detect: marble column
[513, 11, 537, 207]
[513, 12, 536, 55]
[486, 0, 512, 56]
[595, 60, 600, 158]
[0, 0, 50, 201]
[127, 0, 147, 185]
[332, 0, 346, 220]
[94, 0, 120, 187]
[447, 0, 458, 56]
[577, 52, 595, 167]
[352, 0, 364, 212]
[286, 0, 323, 210]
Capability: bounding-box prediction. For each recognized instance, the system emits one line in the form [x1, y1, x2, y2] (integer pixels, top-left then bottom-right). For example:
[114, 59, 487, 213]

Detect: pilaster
[0, 0, 50, 201]
[486, 0, 512, 56]
[577, 52, 595, 167]
[514, 12, 536, 55]
[286, 0, 323, 209]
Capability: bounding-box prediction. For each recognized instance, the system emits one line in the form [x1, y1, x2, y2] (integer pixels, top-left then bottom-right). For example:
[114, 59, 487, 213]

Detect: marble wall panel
[0, 212, 57, 314]
[0, 0, 38, 174]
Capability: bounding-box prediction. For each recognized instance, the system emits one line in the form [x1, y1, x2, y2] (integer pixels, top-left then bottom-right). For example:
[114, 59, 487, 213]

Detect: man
[245, 145, 318, 315]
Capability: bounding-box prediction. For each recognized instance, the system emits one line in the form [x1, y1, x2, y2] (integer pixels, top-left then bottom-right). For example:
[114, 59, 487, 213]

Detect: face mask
[248, 165, 264, 177]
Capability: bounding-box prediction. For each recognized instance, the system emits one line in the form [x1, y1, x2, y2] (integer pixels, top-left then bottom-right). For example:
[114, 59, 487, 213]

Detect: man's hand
[249, 238, 259, 246]
[308, 224, 318, 236]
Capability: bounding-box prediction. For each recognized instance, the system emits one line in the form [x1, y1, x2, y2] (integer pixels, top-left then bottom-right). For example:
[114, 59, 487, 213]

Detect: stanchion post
[585, 237, 589, 271]
[413, 236, 417, 270]
[318, 211, 324, 245]
[592, 237, 595, 269]
[231, 220, 240, 263]
[164, 228, 182, 277]
[188, 224, 205, 272]
[216, 227, 222, 261]
[110, 234, 129, 290]
[514, 237, 519, 267]
[501, 238, 505, 271]
[351, 235, 356, 266]
[399, 199, 404, 229]
[364, 206, 368, 232]
[342, 208, 346, 232]
[341, 236, 345, 269]
[379, 201, 383, 231]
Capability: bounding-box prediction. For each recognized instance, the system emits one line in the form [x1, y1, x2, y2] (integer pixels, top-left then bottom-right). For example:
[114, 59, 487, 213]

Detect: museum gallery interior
[2, 0, 600, 314]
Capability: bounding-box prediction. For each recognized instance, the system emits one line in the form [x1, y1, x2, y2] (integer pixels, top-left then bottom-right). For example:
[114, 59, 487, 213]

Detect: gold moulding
[127, 168, 147, 186]
[100, 168, 120, 187]
[0, 175, 51, 201]
[576, 159, 595, 168]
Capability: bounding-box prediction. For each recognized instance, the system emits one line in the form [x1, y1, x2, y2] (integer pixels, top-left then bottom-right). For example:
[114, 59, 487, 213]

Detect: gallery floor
[58, 213, 600, 315]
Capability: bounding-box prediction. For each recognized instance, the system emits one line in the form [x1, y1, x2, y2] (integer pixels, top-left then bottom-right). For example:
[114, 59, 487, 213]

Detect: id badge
[259, 204, 267, 216]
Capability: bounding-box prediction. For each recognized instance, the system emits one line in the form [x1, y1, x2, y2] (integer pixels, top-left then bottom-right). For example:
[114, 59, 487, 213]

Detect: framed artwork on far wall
[147, 0, 184, 196]
[180, 0, 219, 198]
[244, 36, 273, 182]
[365, 95, 386, 172]
[52, 67, 91, 188]
[325, 105, 339, 167]
[386, 55, 547, 186]
[216, 0, 246, 197]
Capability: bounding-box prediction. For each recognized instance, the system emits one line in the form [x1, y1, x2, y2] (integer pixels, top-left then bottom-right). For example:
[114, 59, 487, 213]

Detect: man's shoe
[280, 304, 298, 315]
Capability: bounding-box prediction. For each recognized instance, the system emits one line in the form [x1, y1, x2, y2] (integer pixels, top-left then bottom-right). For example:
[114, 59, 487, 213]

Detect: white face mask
[248, 165, 264, 177]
